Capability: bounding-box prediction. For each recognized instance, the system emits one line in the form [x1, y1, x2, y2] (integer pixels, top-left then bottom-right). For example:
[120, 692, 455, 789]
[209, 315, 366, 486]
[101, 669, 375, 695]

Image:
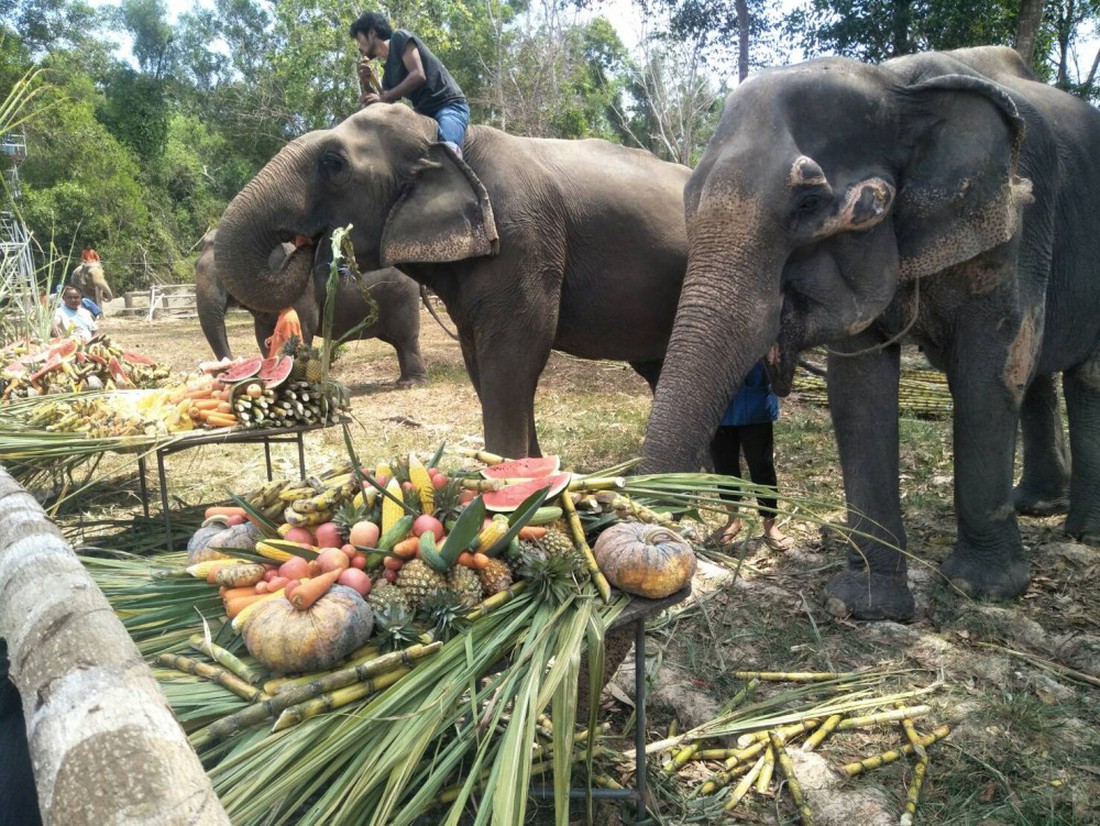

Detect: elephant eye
[319, 150, 348, 182]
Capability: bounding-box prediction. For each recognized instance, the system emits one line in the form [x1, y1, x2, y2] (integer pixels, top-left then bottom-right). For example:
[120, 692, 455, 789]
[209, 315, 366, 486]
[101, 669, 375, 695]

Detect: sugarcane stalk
[897, 703, 928, 759]
[273, 665, 412, 731]
[723, 677, 759, 713]
[156, 653, 265, 702]
[725, 752, 767, 810]
[801, 713, 843, 752]
[455, 447, 508, 464]
[594, 775, 624, 789]
[263, 644, 382, 694]
[698, 754, 758, 796]
[737, 718, 820, 748]
[899, 754, 929, 826]
[437, 746, 592, 803]
[458, 477, 506, 491]
[188, 633, 259, 685]
[194, 645, 438, 747]
[724, 738, 767, 769]
[569, 476, 625, 492]
[560, 488, 611, 602]
[663, 742, 699, 773]
[601, 492, 679, 527]
[836, 705, 931, 731]
[842, 725, 950, 777]
[465, 580, 528, 619]
[731, 670, 859, 682]
[756, 742, 776, 794]
[770, 731, 814, 825]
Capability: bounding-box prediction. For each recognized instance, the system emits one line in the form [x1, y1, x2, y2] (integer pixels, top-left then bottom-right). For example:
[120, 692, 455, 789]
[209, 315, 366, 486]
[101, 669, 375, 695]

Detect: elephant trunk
[643, 224, 784, 473]
[214, 140, 318, 313]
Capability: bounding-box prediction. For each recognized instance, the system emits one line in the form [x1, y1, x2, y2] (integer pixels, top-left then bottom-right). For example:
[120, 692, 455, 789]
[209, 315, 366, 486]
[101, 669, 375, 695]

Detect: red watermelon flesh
[121, 350, 156, 365]
[257, 355, 293, 388]
[218, 356, 263, 382]
[483, 471, 572, 513]
[479, 455, 561, 480]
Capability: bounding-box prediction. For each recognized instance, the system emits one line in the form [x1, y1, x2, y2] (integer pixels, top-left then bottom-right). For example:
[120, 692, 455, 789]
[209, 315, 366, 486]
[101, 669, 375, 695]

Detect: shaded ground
[62, 307, 1100, 825]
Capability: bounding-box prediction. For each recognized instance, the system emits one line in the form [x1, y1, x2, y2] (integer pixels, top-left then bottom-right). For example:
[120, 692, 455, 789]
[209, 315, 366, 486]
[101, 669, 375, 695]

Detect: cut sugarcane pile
[795, 367, 953, 418]
[647, 670, 949, 824]
[0, 334, 171, 398]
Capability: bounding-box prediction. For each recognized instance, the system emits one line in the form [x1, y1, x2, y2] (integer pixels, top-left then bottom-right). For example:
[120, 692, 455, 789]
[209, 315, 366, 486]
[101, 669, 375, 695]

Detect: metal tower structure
[1, 132, 36, 296]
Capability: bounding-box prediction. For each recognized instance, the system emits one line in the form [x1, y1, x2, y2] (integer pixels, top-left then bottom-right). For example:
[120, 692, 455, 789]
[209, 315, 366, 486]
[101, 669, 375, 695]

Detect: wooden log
[0, 467, 229, 825]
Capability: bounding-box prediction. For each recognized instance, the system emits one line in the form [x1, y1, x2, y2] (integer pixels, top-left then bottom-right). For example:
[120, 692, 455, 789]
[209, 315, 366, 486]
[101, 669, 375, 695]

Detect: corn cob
[231, 588, 285, 632]
[185, 559, 236, 579]
[381, 477, 405, 534]
[471, 514, 510, 555]
[407, 453, 435, 515]
[256, 541, 302, 563]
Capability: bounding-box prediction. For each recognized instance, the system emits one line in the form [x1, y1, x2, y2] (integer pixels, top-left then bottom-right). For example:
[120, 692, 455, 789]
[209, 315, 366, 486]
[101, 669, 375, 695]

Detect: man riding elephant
[71, 244, 113, 311]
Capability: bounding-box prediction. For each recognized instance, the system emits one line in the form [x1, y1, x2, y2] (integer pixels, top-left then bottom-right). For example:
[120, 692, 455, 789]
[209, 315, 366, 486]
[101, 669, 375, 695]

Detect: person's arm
[363, 41, 426, 105]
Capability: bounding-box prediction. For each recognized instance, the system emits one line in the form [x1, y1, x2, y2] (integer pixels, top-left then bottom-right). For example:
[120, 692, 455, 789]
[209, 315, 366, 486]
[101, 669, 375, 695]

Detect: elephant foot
[1063, 510, 1100, 546]
[395, 375, 428, 388]
[1013, 484, 1069, 517]
[939, 546, 1029, 600]
[823, 568, 915, 622]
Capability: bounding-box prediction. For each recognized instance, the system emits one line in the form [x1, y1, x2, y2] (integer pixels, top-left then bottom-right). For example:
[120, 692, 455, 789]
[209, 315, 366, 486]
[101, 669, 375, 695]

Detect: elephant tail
[420, 286, 459, 341]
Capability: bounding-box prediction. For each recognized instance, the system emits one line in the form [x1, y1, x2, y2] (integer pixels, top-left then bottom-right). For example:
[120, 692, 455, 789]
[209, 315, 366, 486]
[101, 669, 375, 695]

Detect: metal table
[530, 584, 692, 823]
[136, 421, 335, 549]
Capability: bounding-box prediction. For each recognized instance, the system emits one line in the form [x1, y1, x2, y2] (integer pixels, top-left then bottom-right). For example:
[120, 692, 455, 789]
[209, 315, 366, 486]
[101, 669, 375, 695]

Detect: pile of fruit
[184, 449, 697, 675]
[10, 353, 349, 438]
[0, 335, 171, 399]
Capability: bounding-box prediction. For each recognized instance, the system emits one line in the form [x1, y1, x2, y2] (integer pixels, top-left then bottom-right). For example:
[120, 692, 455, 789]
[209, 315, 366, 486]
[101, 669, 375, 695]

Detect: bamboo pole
[156, 653, 266, 702]
[560, 488, 611, 601]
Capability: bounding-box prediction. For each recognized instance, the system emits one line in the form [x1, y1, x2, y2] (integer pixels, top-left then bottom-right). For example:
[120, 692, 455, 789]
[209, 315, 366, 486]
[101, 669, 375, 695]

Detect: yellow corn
[381, 477, 405, 534]
[255, 541, 296, 563]
[407, 453, 435, 515]
[185, 559, 235, 579]
[231, 588, 285, 631]
[472, 514, 510, 554]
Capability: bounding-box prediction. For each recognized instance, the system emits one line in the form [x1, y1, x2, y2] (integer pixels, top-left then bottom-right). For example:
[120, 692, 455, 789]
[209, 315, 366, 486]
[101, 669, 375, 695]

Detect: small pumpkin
[593, 523, 696, 599]
[240, 584, 374, 673]
[187, 520, 260, 564]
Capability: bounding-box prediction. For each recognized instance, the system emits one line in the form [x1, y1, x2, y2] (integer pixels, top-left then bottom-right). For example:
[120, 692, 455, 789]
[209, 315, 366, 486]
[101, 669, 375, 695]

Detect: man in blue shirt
[350, 12, 471, 158]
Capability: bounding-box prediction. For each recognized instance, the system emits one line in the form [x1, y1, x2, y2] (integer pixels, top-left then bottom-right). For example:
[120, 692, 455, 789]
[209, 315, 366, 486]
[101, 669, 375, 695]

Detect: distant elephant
[642, 46, 1100, 621]
[195, 228, 428, 386]
[70, 262, 113, 309]
[212, 105, 690, 459]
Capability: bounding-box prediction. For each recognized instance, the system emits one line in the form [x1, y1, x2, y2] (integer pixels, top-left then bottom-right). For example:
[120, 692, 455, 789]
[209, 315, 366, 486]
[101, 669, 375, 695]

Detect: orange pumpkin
[240, 584, 373, 673]
[592, 523, 696, 599]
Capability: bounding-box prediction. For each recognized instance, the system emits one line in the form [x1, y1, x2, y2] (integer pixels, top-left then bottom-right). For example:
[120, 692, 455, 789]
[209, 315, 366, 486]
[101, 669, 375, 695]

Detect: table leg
[137, 455, 150, 519]
[634, 618, 648, 822]
[297, 432, 306, 479]
[264, 438, 274, 481]
[158, 448, 173, 550]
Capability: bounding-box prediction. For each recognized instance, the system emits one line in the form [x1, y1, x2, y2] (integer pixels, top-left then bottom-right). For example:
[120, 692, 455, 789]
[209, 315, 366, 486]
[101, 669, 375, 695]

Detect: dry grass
[56, 306, 1100, 825]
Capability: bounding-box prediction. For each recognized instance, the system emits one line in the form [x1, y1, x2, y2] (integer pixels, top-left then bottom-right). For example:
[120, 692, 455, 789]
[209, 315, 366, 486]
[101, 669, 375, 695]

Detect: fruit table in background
[136, 419, 347, 549]
[529, 583, 691, 820]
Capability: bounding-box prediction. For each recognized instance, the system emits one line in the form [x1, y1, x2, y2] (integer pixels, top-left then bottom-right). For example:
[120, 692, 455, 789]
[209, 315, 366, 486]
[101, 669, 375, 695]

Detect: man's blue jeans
[434, 100, 470, 154]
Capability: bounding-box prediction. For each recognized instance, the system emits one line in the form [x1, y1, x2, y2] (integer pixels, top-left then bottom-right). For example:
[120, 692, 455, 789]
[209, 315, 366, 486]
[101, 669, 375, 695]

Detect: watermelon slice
[257, 355, 293, 388]
[483, 471, 572, 513]
[218, 356, 263, 382]
[479, 455, 561, 480]
[47, 339, 78, 361]
[108, 356, 132, 388]
[121, 350, 156, 366]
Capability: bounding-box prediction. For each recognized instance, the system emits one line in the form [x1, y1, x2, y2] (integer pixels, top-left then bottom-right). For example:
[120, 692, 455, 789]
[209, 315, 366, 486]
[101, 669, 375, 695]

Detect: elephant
[212, 104, 690, 459]
[195, 228, 428, 386]
[70, 262, 113, 309]
[641, 45, 1100, 621]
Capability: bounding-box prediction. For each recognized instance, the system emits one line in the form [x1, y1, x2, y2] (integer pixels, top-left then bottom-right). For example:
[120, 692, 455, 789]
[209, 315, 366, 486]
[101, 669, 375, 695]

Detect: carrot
[518, 525, 549, 541]
[391, 537, 421, 559]
[288, 568, 342, 610]
[220, 585, 261, 601]
[224, 592, 269, 619]
[205, 505, 249, 520]
[190, 398, 223, 411]
[456, 551, 476, 568]
[205, 413, 239, 428]
[216, 400, 233, 413]
[470, 552, 490, 570]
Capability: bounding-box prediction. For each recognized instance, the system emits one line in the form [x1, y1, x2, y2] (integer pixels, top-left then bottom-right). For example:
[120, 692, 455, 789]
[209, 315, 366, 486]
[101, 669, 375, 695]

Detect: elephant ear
[895, 74, 1036, 280]
[381, 144, 500, 266]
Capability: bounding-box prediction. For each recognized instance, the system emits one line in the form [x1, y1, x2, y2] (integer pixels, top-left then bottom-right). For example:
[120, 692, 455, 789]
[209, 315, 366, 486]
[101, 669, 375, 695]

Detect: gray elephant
[195, 228, 428, 386]
[212, 105, 689, 459]
[642, 46, 1100, 621]
[70, 262, 113, 309]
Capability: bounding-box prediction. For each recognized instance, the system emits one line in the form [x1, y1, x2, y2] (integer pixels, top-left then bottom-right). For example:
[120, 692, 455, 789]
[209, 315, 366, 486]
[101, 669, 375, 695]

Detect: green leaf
[439, 494, 486, 563]
[226, 489, 280, 537]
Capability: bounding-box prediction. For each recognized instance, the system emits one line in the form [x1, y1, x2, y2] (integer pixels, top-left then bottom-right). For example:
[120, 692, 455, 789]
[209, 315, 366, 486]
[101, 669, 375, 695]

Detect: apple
[349, 520, 381, 548]
[412, 514, 445, 542]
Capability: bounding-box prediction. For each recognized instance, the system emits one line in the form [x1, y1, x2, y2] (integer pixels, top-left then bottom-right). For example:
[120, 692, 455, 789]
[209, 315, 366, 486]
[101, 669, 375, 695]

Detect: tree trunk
[735, 0, 749, 82]
[0, 468, 229, 825]
[1015, 0, 1045, 66]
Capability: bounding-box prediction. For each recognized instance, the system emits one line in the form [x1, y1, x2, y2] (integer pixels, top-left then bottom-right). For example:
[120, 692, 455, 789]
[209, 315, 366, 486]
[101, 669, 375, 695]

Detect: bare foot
[762, 518, 793, 551]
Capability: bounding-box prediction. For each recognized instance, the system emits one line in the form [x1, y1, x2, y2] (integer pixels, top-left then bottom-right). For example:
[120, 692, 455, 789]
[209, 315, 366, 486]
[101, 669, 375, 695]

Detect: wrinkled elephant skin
[643, 46, 1100, 620]
[212, 105, 689, 459]
[195, 228, 427, 386]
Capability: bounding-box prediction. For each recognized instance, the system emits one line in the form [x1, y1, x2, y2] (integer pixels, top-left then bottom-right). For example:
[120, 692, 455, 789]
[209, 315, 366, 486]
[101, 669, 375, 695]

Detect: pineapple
[517, 546, 580, 604]
[373, 603, 420, 652]
[421, 590, 468, 641]
[448, 565, 483, 608]
[478, 557, 513, 596]
[366, 581, 411, 616]
[524, 526, 586, 579]
[305, 356, 325, 383]
[395, 558, 447, 612]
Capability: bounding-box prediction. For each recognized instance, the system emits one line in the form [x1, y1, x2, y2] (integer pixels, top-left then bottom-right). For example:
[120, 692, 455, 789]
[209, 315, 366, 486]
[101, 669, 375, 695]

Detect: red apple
[412, 514, 445, 542]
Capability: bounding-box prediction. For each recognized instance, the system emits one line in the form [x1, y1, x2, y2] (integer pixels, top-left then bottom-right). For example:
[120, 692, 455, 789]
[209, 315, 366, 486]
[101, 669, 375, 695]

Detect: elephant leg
[937, 315, 1030, 601]
[1014, 373, 1070, 515]
[379, 334, 428, 387]
[630, 359, 663, 394]
[473, 325, 551, 459]
[1062, 359, 1100, 542]
[823, 339, 914, 621]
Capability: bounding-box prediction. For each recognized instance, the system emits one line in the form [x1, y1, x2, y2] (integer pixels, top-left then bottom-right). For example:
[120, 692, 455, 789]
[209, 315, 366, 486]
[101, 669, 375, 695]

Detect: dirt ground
[70, 306, 1100, 825]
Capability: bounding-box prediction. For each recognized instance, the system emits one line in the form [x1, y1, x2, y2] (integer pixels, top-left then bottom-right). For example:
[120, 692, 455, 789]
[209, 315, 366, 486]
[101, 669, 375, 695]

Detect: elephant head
[214, 105, 498, 315]
[643, 54, 1034, 471]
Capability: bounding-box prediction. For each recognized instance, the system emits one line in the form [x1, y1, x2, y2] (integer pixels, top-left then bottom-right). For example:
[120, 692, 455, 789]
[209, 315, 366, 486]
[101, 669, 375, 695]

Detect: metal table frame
[529, 586, 691, 823]
[136, 422, 329, 549]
